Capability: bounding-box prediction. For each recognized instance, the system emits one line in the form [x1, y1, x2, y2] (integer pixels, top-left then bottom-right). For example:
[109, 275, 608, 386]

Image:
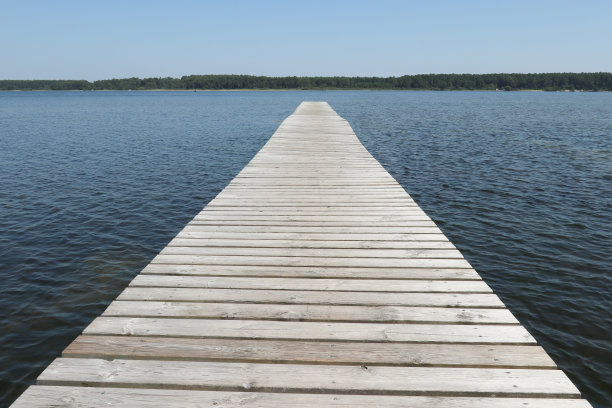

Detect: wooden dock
[12, 102, 591, 407]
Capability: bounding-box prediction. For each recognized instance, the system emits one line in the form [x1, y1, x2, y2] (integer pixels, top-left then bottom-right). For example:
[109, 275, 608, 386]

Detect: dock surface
[12, 102, 591, 407]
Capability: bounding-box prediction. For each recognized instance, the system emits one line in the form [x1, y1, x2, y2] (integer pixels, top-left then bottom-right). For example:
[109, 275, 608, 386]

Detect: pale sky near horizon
[1, 0, 611, 80]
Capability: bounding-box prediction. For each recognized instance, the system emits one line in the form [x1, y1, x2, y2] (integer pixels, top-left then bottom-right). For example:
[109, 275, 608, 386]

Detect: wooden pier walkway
[12, 102, 591, 407]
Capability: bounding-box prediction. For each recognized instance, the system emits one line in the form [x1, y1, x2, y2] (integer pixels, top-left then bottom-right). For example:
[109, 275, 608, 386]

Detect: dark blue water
[1, 91, 610, 407]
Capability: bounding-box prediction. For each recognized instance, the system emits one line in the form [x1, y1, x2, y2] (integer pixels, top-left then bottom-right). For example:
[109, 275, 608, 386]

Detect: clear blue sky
[2, 0, 611, 80]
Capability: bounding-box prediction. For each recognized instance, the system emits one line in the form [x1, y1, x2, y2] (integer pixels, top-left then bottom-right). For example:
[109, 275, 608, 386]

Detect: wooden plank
[219, 186, 409, 191]
[193, 214, 433, 221]
[189, 220, 438, 227]
[36, 358, 579, 397]
[202, 206, 421, 211]
[207, 200, 420, 207]
[196, 209, 431, 216]
[176, 231, 449, 241]
[214, 194, 412, 199]
[65, 336, 553, 367]
[221, 173, 403, 177]
[218, 189, 408, 193]
[202, 205, 422, 212]
[103, 301, 515, 323]
[150, 254, 472, 269]
[11, 387, 593, 408]
[158, 247, 464, 259]
[216, 184, 405, 189]
[208, 199, 416, 204]
[181, 225, 443, 234]
[191, 217, 435, 224]
[83, 317, 534, 343]
[128, 275, 491, 293]
[140, 264, 482, 280]
[168, 238, 457, 249]
[118, 287, 506, 307]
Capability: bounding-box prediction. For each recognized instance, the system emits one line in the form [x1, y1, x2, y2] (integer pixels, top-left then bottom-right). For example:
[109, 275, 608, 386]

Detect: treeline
[0, 80, 92, 90]
[1, 73, 611, 91]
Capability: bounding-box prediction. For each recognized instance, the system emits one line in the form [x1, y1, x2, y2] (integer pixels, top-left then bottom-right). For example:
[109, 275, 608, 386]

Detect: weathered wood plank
[36, 359, 579, 397]
[181, 225, 443, 234]
[168, 238, 457, 249]
[103, 301, 514, 323]
[207, 200, 420, 207]
[202, 205, 421, 212]
[140, 264, 481, 280]
[128, 275, 491, 293]
[218, 192, 409, 197]
[199, 205, 425, 210]
[196, 210, 430, 216]
[175, 231, 449, 241]
[11, 387, 593, 408]
[150, 254, 472, 269]
[118, 287, 505, 307]
[158, 246, 464, 259]
[193, 215, 432, 221]
[83, 317, 535, 343]
[188, 221, 438, 227]
[219, 187, 409, 192]
[65, 336, 553, 367]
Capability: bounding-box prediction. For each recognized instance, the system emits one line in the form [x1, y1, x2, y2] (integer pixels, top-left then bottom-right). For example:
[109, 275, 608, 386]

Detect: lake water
[0, 90, 610, 407]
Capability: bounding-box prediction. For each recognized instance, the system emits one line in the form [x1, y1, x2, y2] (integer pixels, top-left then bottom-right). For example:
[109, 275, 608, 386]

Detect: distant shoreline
[3, 88, 606, 92]
[0, 88, 607, 93]
[1, 73, 611, 91]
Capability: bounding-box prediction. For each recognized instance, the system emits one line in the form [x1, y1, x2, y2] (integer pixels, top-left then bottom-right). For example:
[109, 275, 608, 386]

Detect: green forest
[1, 73, 611, 91]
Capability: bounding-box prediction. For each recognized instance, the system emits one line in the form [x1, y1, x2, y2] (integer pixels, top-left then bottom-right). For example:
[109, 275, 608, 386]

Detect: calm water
[0, 91, 610, 407]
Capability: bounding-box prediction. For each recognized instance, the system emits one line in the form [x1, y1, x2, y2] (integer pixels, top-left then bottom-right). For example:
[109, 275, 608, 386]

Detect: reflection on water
[0, 91, 610, 407]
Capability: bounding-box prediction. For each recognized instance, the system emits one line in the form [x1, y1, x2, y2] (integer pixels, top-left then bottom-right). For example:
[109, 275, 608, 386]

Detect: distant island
[1, 73, 611, 91]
